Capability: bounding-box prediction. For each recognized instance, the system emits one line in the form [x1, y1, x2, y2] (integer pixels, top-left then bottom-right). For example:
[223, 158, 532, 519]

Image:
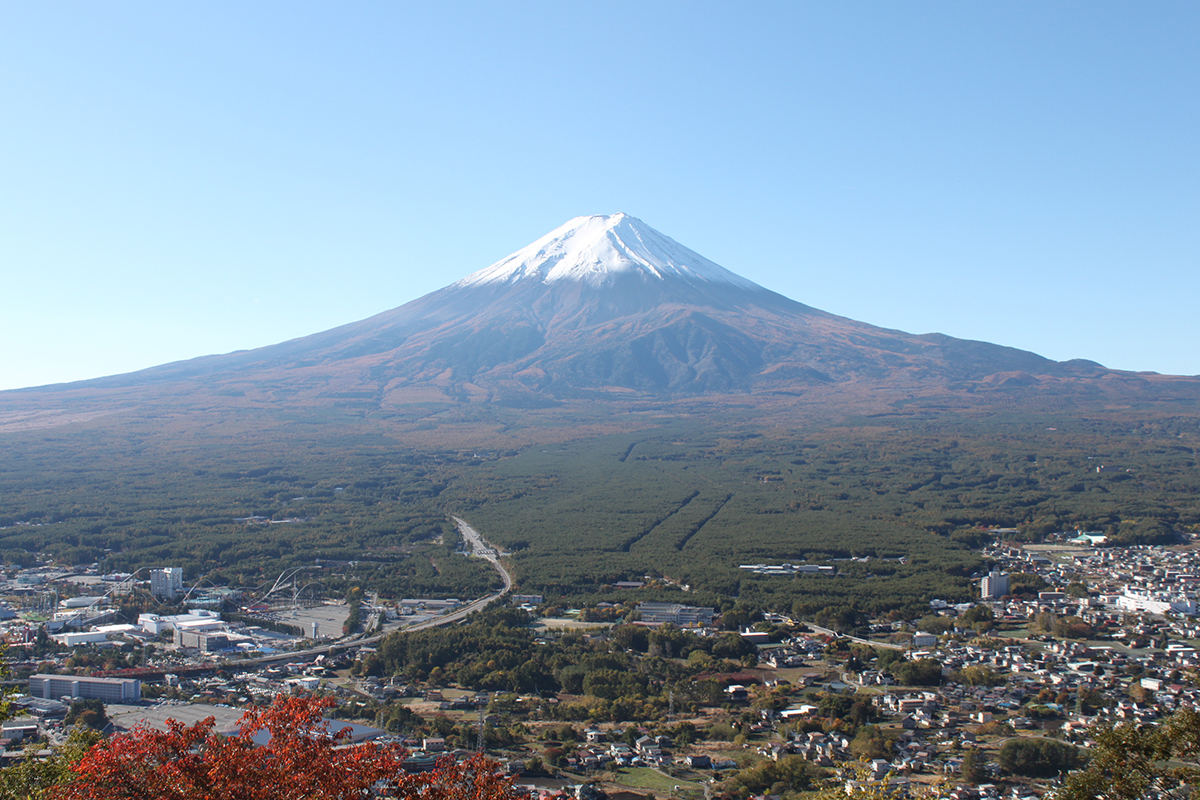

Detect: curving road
[222, 515, 513, 667]
[807, 622, 904, 650]
[398, 516, 513, 632]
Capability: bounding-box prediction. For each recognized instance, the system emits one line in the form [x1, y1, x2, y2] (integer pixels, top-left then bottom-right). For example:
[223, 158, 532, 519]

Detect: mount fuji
[8, 213, 1197, 418]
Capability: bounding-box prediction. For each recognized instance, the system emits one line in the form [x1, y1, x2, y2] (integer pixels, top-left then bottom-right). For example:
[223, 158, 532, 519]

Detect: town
[3, 529, 1200, 800]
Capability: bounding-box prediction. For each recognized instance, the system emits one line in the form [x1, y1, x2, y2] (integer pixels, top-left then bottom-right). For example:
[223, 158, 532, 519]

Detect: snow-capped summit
[43, 212, 1131, 403]
[455, 213, 763, 290]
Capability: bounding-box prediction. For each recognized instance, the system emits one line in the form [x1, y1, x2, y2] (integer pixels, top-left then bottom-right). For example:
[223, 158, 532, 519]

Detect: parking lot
[107, 701, 245, 735]
[258, 603, 351, 639]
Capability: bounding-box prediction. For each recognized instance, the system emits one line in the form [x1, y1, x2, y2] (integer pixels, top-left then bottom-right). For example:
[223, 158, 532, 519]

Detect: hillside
[5, 214, 1198, 431]
[2, 215, 1199, 611]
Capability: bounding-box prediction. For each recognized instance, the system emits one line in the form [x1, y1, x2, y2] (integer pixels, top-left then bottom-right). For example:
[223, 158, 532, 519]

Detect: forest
[446, 410, 1200, 616]
[1, 405, 1198, 616]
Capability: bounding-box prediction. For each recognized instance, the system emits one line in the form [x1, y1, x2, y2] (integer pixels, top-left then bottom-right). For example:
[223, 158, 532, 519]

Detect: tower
[150, 568, 184, 601]
[980, 571, 1010, 600]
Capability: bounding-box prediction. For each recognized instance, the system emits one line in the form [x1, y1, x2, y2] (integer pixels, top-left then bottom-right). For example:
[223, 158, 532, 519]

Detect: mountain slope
[8, 213, 1197, 415]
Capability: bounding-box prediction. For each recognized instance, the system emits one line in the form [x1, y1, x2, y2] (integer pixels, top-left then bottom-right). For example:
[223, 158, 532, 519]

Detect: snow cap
[455, 213, 762, 290]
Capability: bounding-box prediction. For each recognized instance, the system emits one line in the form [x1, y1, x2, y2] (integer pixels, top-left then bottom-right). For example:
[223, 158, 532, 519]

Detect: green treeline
[1, 409, 1197, 615]
[445, 413, 1200, 615]
[366, 609, 756, 721]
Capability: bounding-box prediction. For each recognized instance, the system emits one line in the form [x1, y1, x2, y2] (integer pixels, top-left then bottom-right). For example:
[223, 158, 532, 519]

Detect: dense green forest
[0, 417, 500, 598]
[1, 406, 1197, 615]
[362, 608, 759, 723]
[446, 411, 1200, 616]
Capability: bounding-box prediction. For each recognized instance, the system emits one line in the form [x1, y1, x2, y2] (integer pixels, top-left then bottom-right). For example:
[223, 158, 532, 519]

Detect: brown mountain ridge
[4, 213, 1198, 431]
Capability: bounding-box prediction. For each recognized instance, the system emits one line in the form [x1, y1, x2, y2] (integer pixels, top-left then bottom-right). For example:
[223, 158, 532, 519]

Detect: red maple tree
[49, 694, 523, 800]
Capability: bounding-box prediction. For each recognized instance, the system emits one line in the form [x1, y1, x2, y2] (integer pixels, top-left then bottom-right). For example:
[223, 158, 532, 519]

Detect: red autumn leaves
[50, 694, 522, 800]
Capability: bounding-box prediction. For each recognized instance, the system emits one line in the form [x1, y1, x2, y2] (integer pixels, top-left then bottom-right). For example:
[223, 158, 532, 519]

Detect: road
[396, 516, 512, 633]
[806, 622, 905, 650]
[451, 515, 513, 592]
[221, 515, 513, 667]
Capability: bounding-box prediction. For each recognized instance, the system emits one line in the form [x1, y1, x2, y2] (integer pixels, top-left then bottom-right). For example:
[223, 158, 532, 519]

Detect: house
[634, 736, 660, 758]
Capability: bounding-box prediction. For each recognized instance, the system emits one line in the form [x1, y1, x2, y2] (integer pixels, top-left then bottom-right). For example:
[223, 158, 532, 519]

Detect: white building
[59, 596, 107, 609]
[138, 609, 221, 635]
[150, 568, 185, 601]
[29, 674, 141, 703]
[50, 609, 116, 630]
[52, 624, 139, 647]
[51, 630, 111, 647]
[981, 571, 1010, 600]
[636, 602, 715, 626]
[1117, 590, 1197, 617]
[911, 632, 938, 648]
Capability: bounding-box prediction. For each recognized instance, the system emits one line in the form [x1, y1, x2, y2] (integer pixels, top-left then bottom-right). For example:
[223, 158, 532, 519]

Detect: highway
[398, 516, 513, 632]
[806, 622, 904, 650]
[219, 515, 513, 668]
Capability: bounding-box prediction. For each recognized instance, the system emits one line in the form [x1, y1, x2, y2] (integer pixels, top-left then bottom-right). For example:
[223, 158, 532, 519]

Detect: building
[51, 624, 138, 647]
[2, 721, 40, 742]
[635, 602, 715, 626]
[1117, 590, 1198, 617]
[29, 674, 141, 703]
[398, 599, 461, 612]
[138, 609, 221, 635]
[59, 596, 107, 609]
[981, 571, 1010, 600]
[175, 631, 231, 652]
[49, 608, 117, 631]
[11, 696, 68, 719]
[724, 684, 749, 701]
[150, 568, 185, 601]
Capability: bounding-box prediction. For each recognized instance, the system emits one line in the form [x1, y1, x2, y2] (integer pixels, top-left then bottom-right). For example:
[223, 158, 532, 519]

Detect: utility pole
[476, 705, 485, 753]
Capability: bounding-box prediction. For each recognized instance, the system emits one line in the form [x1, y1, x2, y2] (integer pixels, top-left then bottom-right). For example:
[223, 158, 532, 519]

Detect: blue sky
[2, 3, 1197, 390]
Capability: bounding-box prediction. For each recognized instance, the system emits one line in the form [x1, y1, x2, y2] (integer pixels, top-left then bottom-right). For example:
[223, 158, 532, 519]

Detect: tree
[997, 737, 1084, 778]
[960, 605, 995, 625]
[818, 693, 855, 720]
[50, 694, 522, 800]
[0, 726, 102, 799]
[916, 615, 953, 635]
[849, 726, 892, 760]
[1052, 708, 1200, 800]
[64, 699, 108, 732]
[891, 658, 943, 687]
[950, 665, 1004, 687]
[1008, 572, 1049, 596]
[0, 644, 11, 723]
[719, 754, 823, 797]
[961, 748, 987, 784]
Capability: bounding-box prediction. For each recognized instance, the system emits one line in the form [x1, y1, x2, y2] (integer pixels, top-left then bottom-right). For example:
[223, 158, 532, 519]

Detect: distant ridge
[5, 213, 1199, 421]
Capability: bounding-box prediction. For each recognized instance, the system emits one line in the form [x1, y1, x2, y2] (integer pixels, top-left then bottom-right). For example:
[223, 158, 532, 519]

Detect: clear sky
[2, 3, 1197, 391]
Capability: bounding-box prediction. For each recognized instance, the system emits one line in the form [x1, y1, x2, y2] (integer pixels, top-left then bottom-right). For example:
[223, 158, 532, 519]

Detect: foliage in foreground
[1050, 707, 1200, 800]
[47, 694, 521, 800]
[0, 727, 102, 800]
